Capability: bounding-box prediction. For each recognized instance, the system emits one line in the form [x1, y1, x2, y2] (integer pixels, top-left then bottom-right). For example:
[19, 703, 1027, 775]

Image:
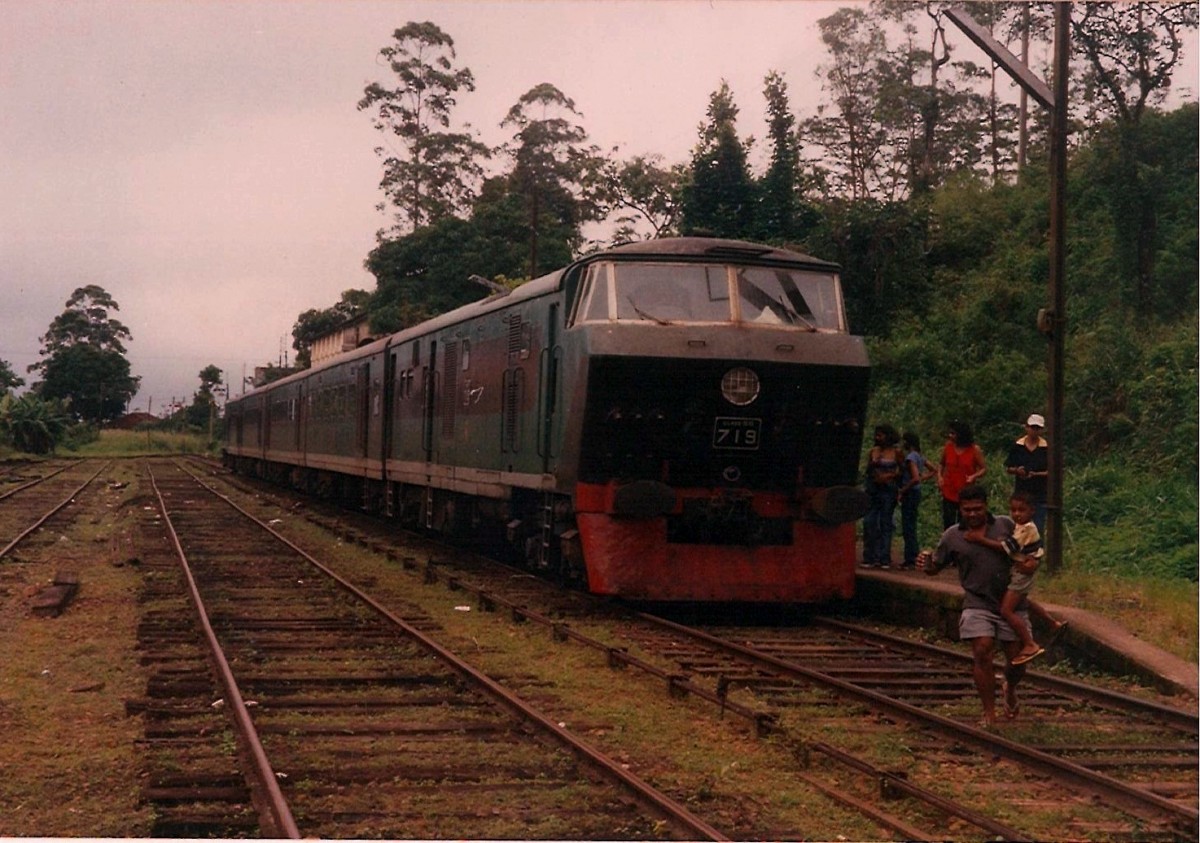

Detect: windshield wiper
[777, 295, 818, 331]
[626, 296, 674, 325]
[776, 272, 820, 331]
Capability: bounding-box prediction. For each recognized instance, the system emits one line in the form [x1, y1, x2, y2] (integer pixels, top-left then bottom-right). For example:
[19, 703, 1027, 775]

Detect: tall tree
[681, 80, 756, 237]
[602, 155, 687, 241]
[29, 286, 139, 424]
[366, 177, 532, 334]
[756, 71, 810, 242]
[1071, 2, 1199, 313]
[358, 21, 490, 234]
[1073, 2, 1197, 128]
[803, 9, 890, 201]
[185, 365, 225, 429]
[198, 364, 223, 397]
[501, 83, 607, 277]
[806, 5, 1011, 199]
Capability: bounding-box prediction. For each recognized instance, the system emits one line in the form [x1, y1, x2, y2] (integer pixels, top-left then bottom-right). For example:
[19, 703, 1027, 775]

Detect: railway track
[0, 459, 108, 559]
[0, 459, 71, 497]
[132, 459, 726, 839]
[175, 460, 1200, 840]
[629, 615, 1198, 841]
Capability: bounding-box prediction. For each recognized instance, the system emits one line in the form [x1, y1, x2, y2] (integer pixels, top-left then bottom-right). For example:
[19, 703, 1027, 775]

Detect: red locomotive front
[563, 241, 870, 602]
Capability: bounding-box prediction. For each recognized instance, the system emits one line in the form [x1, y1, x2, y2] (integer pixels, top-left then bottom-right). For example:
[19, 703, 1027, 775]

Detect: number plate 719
[712, 417, 761, 450]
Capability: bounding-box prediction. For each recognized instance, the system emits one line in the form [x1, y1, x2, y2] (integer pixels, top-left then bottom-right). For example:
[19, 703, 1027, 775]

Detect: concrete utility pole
[945, 4, 1070, 573]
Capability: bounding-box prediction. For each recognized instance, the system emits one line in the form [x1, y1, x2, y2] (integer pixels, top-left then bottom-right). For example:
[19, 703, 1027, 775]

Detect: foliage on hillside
[854, 104, 1198, 582]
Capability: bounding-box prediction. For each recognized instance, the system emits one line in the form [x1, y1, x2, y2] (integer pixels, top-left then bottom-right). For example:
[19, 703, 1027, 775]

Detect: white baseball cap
[1026, 414, 1045, 427]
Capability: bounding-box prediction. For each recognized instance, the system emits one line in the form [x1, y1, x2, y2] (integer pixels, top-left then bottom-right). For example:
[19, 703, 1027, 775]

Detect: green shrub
[0, 394, 69, 454]
[59, 423, 100, 451]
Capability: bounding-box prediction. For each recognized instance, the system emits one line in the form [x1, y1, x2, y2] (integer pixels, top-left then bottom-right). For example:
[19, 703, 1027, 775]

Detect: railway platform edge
[848, 567, 1198, 702]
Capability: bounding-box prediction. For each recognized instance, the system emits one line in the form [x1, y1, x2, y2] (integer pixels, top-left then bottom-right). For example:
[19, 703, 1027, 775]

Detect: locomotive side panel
[304, 361, 363, 475]
[361, 348, 387, 474]
[387, 293, 565, 487]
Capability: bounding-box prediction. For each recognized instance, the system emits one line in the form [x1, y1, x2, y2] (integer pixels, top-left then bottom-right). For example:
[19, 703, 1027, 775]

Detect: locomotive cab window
[573, 260, 846, 332]
[735, 267, 845, 331]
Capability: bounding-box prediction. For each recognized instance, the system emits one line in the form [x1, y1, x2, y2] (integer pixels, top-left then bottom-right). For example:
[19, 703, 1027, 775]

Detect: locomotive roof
[233, 237, 838, 400]
[583, 237, 839, 270]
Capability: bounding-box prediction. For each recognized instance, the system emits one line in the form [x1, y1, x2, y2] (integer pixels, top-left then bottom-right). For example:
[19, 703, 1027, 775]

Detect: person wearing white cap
[1004, 414, 1049, 534]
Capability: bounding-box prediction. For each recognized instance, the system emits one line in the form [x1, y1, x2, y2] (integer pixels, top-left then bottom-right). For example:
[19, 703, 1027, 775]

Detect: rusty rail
[147, 464, 301, 839]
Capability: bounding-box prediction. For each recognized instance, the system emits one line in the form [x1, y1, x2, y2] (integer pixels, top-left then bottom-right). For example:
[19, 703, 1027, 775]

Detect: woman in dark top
[862, 424, 902, 568]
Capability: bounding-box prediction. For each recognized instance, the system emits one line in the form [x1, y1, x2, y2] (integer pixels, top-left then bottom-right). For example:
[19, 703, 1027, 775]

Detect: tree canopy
[0, 359, 24, 393]
[358, 21, 490, 235]
[28, 286, 139, 424]
[291, 289, 372, 368]
[680, 80, 756, 237]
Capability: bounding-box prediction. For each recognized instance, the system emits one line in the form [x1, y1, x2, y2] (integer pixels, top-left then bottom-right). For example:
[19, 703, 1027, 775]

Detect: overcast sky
[2, 1, 1196, 415]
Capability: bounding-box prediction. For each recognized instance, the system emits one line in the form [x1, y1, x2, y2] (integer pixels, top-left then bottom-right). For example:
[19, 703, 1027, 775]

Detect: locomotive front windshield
[573, 261, 846, 331]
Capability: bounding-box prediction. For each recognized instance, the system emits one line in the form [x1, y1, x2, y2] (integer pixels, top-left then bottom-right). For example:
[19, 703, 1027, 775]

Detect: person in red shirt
[938, 420, 987, 529]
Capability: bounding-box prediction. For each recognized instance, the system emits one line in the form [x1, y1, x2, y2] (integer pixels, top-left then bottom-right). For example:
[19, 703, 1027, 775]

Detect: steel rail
[312, 555, 1059, 840]
[0, 463, 73, 503]
[0, 461, 108, 559]
[806, 741, 1032, 842]
[172, 460, 730, 842]
[813, 616, 1198, 733]
[639, 611, 1199, 829]
[447, 573, 778, 733]
[147, 465, 301, 839]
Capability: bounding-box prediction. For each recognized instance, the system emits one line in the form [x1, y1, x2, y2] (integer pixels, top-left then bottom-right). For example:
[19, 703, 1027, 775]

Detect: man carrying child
[919, 484, 1033, 728]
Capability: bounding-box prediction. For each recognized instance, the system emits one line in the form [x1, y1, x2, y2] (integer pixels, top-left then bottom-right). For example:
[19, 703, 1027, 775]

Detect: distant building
[112, 412, 158, 429]
[309, 314, 377, 366]
[251, 365, 298, 388]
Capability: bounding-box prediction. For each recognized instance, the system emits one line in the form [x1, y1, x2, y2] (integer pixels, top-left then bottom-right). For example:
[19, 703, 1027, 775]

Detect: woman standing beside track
[938, 420, 986, 529]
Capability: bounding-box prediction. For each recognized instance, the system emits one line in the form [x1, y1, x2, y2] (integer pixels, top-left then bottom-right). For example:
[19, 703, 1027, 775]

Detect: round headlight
[721, 367, 760, 406]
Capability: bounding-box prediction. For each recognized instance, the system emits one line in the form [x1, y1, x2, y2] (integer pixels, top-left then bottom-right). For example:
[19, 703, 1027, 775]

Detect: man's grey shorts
[959, 607, 1030, 641]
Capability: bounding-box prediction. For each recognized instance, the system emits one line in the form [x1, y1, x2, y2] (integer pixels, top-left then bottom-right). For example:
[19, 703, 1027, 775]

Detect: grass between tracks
[0, 461, 154, 836]
[69, 428, 218, 457]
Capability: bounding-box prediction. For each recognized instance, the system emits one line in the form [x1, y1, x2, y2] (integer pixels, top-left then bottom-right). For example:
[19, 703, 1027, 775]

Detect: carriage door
[422, 341, 437, 460]
[537, 303, 561, 473]
[357, 363, 370, 458]
[383, 351, 396, 464]
[294, 384, 303, 451]
[262, 398, 271, 451]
